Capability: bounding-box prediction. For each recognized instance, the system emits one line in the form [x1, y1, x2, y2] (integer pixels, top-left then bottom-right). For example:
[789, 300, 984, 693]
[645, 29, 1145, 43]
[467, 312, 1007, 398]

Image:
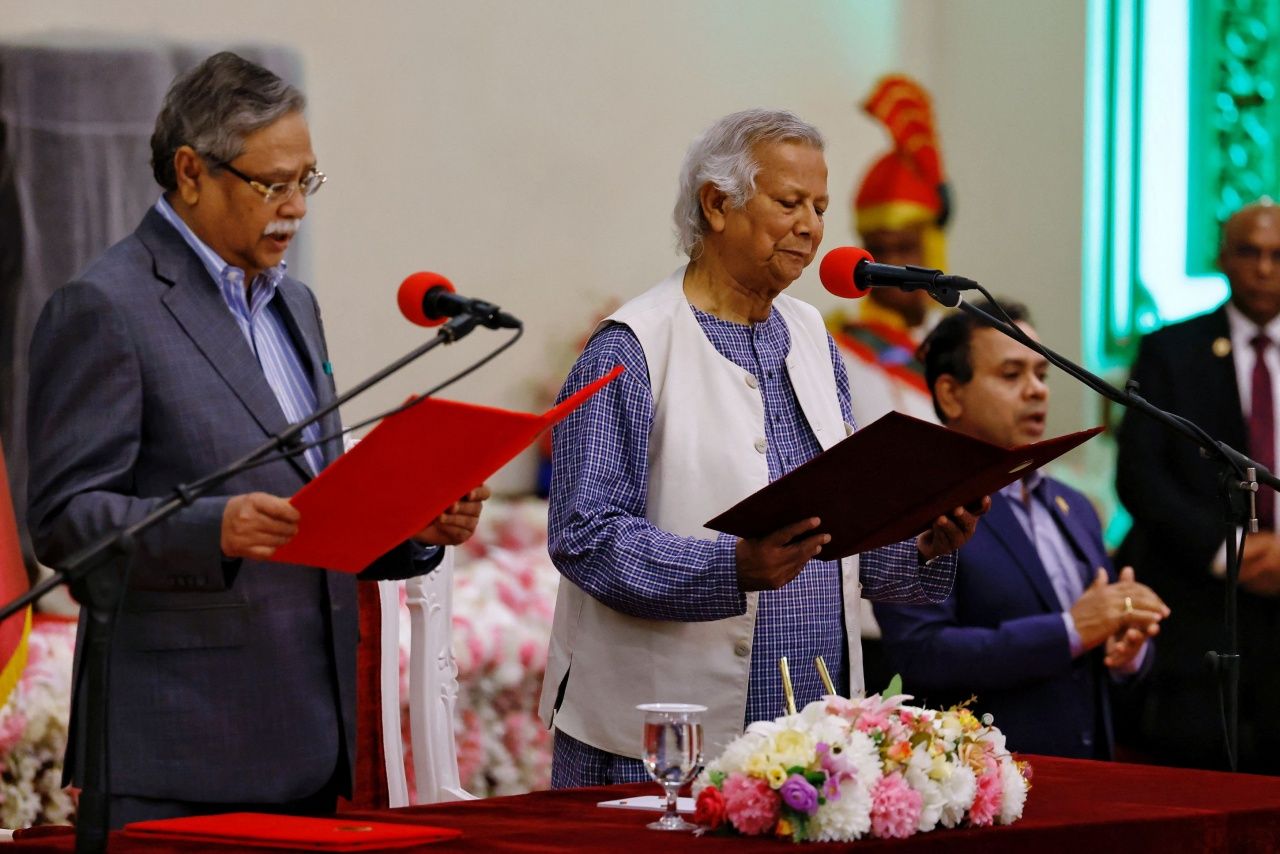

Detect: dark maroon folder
[706, 411, 1102, 560]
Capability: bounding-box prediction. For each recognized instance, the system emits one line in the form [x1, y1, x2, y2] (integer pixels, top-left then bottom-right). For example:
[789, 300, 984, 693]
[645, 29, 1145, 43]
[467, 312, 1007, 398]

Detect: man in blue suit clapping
[874, 302, 1168, 759]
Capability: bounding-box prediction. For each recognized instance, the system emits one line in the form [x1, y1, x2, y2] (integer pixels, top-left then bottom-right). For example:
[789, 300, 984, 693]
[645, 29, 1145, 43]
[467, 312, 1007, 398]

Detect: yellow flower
[929, 752, 950, 781]
[745, 752, 771, 777]
[770, 729, 815, 769]
[767, 765, 788, 788]
[776, 817, 794, 837]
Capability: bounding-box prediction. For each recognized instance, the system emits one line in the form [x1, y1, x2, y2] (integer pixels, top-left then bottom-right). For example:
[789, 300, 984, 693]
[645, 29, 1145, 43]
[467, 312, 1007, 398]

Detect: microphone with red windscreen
[818, 246, 875, 299]
[397, 272, 521, 329]
[818, 246, 977, 307]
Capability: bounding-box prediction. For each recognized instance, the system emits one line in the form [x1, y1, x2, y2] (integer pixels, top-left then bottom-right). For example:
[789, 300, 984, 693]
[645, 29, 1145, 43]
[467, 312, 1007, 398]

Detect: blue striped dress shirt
[154, 197, 325, 475]
[549, 303, 955, 786]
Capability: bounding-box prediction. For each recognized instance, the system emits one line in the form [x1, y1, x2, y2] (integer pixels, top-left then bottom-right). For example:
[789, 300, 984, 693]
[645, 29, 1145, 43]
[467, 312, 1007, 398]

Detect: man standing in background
[830, 75, 952, 689]
[1116, 200, 1280, 773]
[829, 75, 950, 431]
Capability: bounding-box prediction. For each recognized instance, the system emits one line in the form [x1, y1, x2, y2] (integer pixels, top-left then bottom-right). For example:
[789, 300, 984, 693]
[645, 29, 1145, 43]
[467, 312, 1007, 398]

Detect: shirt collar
[1225, 300, 1280, 348]
[999, 469, 1045, 504]
[153, 196, 288, 299]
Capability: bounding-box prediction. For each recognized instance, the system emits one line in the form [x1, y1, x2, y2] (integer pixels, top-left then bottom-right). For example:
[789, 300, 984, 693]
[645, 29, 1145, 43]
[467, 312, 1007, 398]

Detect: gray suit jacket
[26, 207, 434, 803]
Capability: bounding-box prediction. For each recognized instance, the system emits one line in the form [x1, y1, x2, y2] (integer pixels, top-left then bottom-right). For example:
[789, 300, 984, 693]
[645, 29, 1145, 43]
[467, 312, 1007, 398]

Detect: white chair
[377, 549, 476, 806]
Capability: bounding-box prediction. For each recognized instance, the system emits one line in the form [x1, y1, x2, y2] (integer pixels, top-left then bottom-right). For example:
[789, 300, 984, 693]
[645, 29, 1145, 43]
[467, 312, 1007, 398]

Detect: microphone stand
[921, 279, 1270, 773]
[0, 309, 515, 853]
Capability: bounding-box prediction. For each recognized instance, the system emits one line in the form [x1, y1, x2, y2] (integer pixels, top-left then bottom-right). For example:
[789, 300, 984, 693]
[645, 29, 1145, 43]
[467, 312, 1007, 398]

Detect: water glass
[637, 702, 705, 831]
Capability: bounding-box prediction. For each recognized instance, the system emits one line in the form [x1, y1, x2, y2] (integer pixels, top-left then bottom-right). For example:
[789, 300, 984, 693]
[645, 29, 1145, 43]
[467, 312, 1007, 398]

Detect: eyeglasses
[214, 160, 327, 204]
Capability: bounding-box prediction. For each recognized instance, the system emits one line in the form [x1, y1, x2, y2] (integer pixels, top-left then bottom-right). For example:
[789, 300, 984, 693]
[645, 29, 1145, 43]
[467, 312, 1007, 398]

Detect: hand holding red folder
[271, 367, 623, 573]
[410, 483, 492, 546]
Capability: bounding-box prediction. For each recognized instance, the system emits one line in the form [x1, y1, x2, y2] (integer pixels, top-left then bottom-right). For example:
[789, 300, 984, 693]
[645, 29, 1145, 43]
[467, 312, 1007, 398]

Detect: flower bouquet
[0, 616, 77, 828]
[692, 683, 1030, 842]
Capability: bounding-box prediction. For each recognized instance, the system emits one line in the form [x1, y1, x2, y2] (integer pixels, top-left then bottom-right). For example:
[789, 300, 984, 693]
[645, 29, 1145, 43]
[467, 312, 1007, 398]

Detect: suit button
[734, 642, 750, 657]
[745, 374, 759, 389]
[754, 438, 767, 454]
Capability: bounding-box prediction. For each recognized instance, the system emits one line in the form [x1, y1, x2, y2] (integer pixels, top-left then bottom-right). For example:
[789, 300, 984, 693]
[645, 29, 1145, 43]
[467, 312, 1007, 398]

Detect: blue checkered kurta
[548, 303, 956, 787]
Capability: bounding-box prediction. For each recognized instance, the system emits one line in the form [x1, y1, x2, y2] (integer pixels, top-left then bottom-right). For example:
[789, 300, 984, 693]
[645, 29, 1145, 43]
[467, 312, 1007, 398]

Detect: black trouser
[106, 764, 342, 830]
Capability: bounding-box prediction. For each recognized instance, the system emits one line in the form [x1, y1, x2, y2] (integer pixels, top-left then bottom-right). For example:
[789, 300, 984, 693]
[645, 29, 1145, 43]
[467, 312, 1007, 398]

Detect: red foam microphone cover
[818, 246, 875, 299]
[398, 272, 455, 327]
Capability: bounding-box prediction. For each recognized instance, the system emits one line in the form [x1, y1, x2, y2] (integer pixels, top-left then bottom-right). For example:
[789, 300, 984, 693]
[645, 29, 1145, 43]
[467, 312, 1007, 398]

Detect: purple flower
[779, 774, 820, 816]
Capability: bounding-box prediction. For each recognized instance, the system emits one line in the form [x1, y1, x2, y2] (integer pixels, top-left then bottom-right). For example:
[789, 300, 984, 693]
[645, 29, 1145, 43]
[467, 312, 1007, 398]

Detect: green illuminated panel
[1081, 0, 1280, 546]
[1187, 0, 1280, 277]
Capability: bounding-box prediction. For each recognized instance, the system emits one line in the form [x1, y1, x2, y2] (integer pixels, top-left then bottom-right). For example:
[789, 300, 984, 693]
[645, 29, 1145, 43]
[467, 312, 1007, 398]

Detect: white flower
[811, 777, 872, 841]
[979, 725, 1008, 755]
[845, 730, 883, 793]
[798, 701, 853, 747]
[905, 744, 945, 832]
[938, 763, 977, 828]
[712, 728, 768, 775]
[1, 620, 77, 829]
[998, 757, 1028, 824]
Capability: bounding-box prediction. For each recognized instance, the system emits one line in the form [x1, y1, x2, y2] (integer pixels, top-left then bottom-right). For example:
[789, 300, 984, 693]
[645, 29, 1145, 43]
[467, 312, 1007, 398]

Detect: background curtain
[0, 38, 304, 579]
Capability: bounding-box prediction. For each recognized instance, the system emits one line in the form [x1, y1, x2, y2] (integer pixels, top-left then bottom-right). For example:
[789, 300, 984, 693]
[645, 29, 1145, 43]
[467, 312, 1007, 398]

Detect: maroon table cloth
[11, 755, 1280, 852]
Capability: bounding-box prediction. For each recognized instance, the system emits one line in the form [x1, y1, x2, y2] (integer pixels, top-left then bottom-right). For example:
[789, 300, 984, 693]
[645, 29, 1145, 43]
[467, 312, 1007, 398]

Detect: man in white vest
[538, 109, 986, 788]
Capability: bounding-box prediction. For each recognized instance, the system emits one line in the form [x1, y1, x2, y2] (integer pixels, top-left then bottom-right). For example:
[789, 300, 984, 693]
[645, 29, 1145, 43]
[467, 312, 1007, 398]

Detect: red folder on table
[706, 411, 1102, 561]
[272, 366, 622, 574]
[122, 812, 461, 850]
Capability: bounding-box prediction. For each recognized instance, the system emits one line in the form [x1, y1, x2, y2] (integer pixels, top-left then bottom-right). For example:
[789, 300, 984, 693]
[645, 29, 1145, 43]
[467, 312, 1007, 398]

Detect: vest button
[734, 642, 751, 657]
[754, 438, 767, 454]
[745, 374, 759, 389]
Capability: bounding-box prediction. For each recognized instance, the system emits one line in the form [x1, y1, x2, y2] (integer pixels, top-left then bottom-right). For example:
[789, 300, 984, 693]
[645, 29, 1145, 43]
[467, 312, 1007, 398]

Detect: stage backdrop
[0, 0, 1087, 494]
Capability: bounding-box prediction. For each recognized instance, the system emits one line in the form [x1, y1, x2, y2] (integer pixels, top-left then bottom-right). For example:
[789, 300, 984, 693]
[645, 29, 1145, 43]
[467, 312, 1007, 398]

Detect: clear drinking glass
[637, 702, 706, 831]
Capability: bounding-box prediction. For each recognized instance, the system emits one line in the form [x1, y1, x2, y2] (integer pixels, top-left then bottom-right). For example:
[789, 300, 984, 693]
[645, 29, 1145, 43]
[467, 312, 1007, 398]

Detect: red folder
[122, 812, 461, 850]
[272, 367, 622, 574]
[706, 411, 1102, 560]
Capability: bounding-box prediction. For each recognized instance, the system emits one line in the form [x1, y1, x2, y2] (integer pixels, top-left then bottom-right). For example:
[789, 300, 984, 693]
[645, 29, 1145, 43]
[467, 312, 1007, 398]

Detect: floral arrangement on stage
[0, 617, 77, 828]
[692, 689, 1030, 842]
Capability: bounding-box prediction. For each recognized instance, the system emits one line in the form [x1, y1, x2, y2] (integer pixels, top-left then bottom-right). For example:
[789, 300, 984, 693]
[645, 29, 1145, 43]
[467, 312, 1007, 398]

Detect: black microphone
[819, 246, 979, 298]
[397, 272, 522, 330]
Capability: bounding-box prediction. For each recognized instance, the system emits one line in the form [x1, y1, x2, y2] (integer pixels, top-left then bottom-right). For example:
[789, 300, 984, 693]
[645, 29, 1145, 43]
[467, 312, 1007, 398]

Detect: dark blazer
[1116, 306, 1254, 663]
[26, 208, 433, 804]
[1115, 305, 1280, 769]
[874, 480, 1120, 759]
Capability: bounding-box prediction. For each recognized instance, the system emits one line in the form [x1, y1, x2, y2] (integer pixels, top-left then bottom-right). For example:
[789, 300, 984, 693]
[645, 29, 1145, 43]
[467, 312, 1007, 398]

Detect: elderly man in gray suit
[25, 52, 489, 827]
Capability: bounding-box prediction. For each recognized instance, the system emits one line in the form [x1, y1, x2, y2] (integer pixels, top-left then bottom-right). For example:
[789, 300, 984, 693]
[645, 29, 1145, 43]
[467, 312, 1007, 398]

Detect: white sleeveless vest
[538, 267, 864, 759]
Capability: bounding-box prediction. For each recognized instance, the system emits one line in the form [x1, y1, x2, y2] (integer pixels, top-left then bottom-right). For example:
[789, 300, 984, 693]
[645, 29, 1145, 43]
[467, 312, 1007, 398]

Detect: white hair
[672, 108, 825, 258]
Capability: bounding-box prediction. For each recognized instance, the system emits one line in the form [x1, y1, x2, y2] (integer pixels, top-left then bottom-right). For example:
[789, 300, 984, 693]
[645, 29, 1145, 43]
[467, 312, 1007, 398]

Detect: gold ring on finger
[1123, 595, 1134, 615]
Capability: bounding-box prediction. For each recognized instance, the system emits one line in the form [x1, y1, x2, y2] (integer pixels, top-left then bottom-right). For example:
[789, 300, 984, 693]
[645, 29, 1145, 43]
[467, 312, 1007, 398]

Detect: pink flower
[870, 772, 923, 839]
[0, 710, 27, 753]
[823, 696, 859, 717]
[721, 773, 781, 836]
[518, 639, 539, 669]
[969, 760, 1004, 827]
